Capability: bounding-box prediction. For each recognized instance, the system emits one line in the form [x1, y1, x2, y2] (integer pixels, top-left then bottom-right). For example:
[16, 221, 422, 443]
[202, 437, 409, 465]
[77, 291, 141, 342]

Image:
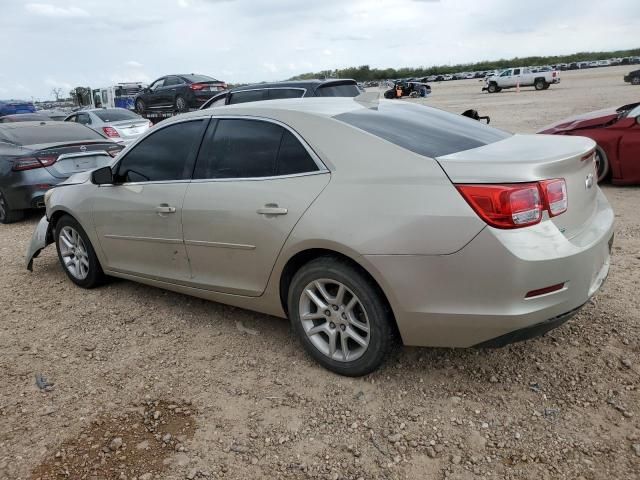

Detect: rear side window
[0, 123, 104, 145]
[94, 109, 140, 122]
[315, 82, 360, 97]
[334, 103, 511, 158]
[228, 90, 268, 104]
[116, 120, 205, 182]
[194, 119, 319, 179]
[268, 89, 304, 100]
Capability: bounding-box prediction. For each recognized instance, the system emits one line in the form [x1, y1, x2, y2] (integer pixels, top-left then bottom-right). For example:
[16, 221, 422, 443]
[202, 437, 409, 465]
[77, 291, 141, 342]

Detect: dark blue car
[0, 100, 37, 117]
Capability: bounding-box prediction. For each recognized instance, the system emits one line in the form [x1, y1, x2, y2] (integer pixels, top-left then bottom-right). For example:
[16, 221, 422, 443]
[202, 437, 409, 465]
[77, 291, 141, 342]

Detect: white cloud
[25, 3, 90, 18]
[125, 60, 143, 68]
[262, 62, 278, 73]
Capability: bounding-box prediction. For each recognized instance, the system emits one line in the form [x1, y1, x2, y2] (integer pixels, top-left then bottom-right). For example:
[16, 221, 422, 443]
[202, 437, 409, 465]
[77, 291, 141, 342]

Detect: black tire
[632, 77, 640, 85]
[175, 95, 188, 113]
[534, 79, 547, 90]
[383, 89, 395, 99]
[542, 84, 550, 90]
[287, 256, 394, 376]
[595, 147, 610, 183]
[487, 83, 498, 93]
[135, 98, 146, 114]
[0, 190, 25, 224]
[54, 215, 105, 288]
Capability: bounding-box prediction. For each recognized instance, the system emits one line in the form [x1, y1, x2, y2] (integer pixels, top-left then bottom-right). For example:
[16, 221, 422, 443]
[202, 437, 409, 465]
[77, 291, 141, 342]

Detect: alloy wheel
[298, 279, 370, 362]
[58, 226, 90, 280]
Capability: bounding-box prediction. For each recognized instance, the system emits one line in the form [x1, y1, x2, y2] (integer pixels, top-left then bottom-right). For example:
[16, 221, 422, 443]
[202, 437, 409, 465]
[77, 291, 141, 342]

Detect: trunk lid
[437, 134, 598, 239]
[29, 141, 122, 179]
[107, 119, 150, 140]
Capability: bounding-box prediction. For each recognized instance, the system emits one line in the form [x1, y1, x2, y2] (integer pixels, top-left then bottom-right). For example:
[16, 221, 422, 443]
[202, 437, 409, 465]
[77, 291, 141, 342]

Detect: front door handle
[257, 204, 288, 216]
[156, 205, 176, 215]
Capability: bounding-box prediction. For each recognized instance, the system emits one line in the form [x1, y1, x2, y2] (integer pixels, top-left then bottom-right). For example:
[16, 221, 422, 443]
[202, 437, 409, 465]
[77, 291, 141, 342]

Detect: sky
[0, 0, 639, 100]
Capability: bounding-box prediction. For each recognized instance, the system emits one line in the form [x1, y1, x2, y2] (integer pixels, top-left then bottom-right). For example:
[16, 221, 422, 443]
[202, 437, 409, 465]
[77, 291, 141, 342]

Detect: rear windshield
[0, 123, 104, 145]
[316, 82, 360, 97]
[182, 74, 218, 83]
[94, 109, 140, 122]
[334, 103, 511, 157]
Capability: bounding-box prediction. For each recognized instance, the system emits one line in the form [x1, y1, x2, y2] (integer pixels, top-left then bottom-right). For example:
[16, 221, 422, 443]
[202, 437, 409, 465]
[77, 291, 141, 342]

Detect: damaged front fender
[26, 216, 53, 271]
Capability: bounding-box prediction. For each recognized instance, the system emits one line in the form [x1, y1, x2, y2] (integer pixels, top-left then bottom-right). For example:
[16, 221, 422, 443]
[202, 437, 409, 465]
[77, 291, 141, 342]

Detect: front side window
[116, 120, 205, 182]
[149, 78, 165, 91]
[77, 113, 91, 125]
[194, 119, 319, 179]
[500, 70, 512, 77]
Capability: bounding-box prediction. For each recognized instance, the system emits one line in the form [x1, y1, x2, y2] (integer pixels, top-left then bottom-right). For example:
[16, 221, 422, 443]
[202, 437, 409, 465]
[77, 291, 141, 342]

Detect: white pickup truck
[482, 67, 560, 93]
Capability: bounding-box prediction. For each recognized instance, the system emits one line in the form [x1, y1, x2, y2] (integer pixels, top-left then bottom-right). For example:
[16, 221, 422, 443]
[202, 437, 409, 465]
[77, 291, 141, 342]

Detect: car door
[618, 110, 640, 180]
[181, 117, 330, 296]
[92, 118, 209, 282]
[160, 76, 182, 108]
[497, 69, 512, 87]
[145, 78, 166, 108]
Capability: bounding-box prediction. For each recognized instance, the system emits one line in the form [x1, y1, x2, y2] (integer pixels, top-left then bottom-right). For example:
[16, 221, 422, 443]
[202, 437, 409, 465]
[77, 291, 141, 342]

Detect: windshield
[627, 104, 640, 118]
[334, 102, 511, 158]
[94, 109, 140, 122]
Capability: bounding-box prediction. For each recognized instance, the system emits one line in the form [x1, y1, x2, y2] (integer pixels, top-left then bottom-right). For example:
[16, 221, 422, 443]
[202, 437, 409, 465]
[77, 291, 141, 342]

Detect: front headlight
[44, 188, 54, 207]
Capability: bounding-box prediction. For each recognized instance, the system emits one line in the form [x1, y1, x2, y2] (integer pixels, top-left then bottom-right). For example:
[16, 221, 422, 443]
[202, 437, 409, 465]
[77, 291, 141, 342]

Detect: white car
[64, 108, 152, 146]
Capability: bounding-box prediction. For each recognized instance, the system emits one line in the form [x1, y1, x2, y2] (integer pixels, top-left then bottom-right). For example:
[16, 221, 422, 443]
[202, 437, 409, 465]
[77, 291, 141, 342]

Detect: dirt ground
[1, 66, 639, 480]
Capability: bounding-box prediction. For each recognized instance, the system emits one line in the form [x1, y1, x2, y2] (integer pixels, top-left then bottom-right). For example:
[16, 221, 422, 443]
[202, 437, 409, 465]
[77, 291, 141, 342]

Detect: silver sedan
[64, 108, 152, 146]
[27, 97, 614, 376]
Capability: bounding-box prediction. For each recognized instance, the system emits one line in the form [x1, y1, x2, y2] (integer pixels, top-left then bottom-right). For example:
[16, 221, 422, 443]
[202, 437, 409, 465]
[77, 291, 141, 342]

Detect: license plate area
[55, 155, 111, 174]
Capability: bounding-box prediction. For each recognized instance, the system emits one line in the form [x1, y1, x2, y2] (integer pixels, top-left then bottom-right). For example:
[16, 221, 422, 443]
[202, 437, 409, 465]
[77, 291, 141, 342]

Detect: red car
[539, 102, 640, 184]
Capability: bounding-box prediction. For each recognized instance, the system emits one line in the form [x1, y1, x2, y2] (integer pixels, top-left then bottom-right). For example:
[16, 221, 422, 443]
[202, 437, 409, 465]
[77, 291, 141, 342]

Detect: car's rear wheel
[595, 147, 610, 183]
[175, 95, 188, 112]
[534, 79, 547, 90]
[55, 215, 104, 288]
[288, 257, 393, 376]
[0, 190, 24, 224]
[135, 99, 146, 114]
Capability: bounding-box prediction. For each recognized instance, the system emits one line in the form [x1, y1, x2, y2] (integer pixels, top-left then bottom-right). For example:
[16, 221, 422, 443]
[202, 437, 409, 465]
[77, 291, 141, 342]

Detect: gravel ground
[1, 66, 639, 480]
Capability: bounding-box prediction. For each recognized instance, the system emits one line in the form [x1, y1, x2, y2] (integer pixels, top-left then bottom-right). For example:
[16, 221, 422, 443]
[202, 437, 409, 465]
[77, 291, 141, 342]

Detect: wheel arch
[278, 247, 400, 337]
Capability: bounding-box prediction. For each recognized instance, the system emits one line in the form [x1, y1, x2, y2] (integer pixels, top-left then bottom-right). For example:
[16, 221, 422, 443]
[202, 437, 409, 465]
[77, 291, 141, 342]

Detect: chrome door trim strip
[103, 234, 183, 244]
[184, 239, 256, 250]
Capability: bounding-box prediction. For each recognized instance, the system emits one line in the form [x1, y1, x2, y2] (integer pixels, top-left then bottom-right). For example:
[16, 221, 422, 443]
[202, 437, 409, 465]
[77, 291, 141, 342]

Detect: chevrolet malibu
[26, 97, 614, 376]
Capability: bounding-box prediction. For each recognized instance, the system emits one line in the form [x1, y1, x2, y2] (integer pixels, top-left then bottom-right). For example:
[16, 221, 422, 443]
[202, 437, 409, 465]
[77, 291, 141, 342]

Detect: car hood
[538, 107, 619, 134]
[56, 170, 93, 186]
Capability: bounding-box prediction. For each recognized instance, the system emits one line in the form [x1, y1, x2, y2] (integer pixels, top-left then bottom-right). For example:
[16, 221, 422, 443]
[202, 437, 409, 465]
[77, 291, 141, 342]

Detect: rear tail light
[456, 179, 567, 229]
[102, 126, 120, 138]
[12, 154, 57, 171]
[540, 179, 568, 216]
[189, 83, 207, 91]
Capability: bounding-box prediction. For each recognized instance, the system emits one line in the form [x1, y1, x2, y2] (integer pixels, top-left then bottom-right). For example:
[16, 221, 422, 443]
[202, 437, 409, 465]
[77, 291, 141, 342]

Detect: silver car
[64, 108, 152, 146]
[27, 97, 614, 376]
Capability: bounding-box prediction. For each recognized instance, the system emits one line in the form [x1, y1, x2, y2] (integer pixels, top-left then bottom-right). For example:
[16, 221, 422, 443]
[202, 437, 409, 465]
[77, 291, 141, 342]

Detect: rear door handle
[257, 204, 288, 216]
[156, 205, 176, 214]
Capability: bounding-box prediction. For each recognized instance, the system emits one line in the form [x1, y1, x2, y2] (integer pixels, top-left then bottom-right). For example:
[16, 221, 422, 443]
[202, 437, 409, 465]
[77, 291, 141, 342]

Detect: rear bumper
[3, 169, 59, 210]
[365, 189, 615, 348]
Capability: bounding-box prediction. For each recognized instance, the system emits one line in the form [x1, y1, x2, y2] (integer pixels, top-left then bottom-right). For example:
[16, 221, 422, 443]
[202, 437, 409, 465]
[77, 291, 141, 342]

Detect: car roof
[228, 79, 356, 93]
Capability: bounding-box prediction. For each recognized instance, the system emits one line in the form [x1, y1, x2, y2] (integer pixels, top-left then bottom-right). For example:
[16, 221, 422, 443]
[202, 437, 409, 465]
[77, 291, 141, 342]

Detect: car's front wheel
[55, 215, 104, 288]
[135, 99, 146, 114]
[288, 257, 394, 376]
[632, 77, 640, 85]
[0, 190, 25, 224]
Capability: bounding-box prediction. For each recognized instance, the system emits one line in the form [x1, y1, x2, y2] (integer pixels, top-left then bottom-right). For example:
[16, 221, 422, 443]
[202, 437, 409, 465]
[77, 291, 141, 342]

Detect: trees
[50, 87, 63, 101]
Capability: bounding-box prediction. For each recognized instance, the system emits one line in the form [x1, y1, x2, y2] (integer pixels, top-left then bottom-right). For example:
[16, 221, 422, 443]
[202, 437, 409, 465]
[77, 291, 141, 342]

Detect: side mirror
[92, 166, 114, 185]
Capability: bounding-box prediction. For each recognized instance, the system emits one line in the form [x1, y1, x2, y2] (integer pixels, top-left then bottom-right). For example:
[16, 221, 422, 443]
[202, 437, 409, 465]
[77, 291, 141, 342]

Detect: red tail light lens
[540, 179, 567, 217]
[102, 126, 120, 138]
[457, 179, 568, 229]
[456, 183, 542, 229]
[189, 83, 207, 91]
[12, 155, 58, 171]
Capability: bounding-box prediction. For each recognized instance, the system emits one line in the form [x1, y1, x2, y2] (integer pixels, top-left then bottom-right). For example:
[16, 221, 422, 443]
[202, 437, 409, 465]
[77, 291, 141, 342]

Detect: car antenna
[354, 91, 380, 110]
